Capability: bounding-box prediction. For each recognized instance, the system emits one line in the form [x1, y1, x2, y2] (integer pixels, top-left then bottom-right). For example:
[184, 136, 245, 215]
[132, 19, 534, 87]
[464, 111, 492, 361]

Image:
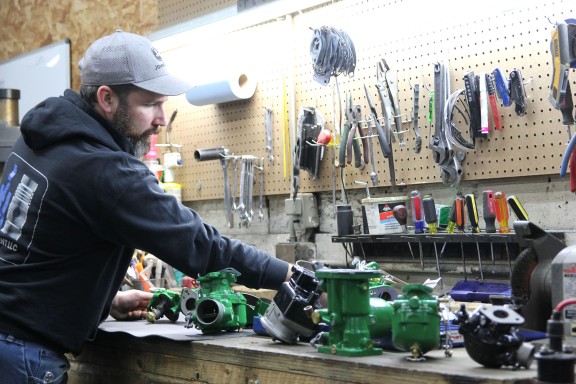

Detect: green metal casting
[312, 269, 394, 357]
[392, 284, 440, 360]
[183, 268, 247, 334]
[146, 288, 182, 323]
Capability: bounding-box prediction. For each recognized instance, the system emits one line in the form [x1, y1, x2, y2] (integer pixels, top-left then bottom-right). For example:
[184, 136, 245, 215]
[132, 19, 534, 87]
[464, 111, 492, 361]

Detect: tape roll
[185, 72, 257, 106]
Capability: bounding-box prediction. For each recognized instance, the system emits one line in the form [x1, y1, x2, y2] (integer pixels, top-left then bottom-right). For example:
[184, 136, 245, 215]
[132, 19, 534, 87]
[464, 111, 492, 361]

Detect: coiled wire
[310, 26, 356, 85]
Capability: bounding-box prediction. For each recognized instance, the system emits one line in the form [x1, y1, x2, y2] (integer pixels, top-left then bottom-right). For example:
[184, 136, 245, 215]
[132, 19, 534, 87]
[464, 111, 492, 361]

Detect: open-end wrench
[232, 156, 238, 211]
[220, 157, 233, 228]
[412, 84, 422, 153]
[258, 157, 264, 221]
[246, 156, 255, 223]
[264, 107, 274, 162]
[430, 62, 450, 166]
[237, 157, 248, 226]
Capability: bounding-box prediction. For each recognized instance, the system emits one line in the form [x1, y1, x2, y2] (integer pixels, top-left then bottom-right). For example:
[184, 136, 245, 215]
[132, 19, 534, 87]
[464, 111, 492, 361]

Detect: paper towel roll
[185, 72, 257, 106]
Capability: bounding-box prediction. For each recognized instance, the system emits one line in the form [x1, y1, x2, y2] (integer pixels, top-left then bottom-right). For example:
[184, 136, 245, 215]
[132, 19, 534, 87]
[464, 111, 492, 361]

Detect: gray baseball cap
[79, 30, 191, 96]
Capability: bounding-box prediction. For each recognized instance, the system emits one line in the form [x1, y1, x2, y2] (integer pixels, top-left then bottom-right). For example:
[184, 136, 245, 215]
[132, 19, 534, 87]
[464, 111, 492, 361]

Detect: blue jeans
[0, 331, 70, 383]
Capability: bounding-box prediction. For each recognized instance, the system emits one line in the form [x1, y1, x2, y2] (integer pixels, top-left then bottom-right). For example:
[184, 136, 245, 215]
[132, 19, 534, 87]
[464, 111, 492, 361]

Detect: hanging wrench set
[194, 147, 265, 228]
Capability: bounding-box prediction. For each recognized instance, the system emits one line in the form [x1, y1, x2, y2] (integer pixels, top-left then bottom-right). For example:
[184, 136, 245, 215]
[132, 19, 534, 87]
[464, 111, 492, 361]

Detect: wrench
[232, 156, 238, 211]
[237, 157, 248, 226]
[258, 157, 264, 221]
[220, 157, 233, 228]
[264, 107, 274, 162]
[246, 157, 255, 223]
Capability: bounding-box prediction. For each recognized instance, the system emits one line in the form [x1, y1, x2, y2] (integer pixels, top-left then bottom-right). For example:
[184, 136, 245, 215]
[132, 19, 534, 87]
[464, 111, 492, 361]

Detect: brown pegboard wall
[157, 0, 574, 202]
[158, 0, 235, 29]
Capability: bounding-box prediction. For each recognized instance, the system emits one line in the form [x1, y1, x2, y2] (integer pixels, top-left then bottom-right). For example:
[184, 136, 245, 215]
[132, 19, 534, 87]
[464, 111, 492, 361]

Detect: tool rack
[331, 232, 565, 283]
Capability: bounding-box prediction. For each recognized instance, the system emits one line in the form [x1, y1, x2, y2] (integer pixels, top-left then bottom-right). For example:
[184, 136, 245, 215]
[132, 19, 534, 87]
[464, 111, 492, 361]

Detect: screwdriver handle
[455, 195, 466, 233]
[465, 193, 480, 233]
[507, 195, 529, 221]
[392, 205, 408, 233]
[482, 190, 496, 233]
[494, 191, 510, 233]
[447, 199, 457, 234]
[410, 190, 424, 234]
[423, 196, 438, 234]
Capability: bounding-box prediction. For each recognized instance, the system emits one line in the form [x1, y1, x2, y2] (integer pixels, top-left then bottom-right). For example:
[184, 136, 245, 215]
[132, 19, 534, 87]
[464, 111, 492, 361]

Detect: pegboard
[157, 0, 574, 202]
[158, 0, 235, 29]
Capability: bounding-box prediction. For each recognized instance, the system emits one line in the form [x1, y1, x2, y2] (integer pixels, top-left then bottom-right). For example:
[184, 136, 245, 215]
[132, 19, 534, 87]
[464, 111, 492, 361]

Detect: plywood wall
[0, 0, 159, 90]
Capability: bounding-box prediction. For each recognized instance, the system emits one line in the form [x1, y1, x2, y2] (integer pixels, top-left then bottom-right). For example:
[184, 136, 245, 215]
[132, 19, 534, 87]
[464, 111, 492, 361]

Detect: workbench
[67, 317, 544, 384]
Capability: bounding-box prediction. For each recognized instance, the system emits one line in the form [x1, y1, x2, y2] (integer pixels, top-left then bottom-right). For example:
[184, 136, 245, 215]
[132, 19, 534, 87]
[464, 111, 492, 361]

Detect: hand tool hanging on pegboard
[344, 92, 364, 170]
[429, 61, 463, 187]
[379, 59, 406, 147]
[552, 19, 576, 192]
[373, 62, 397, 188]
[412, 83, 423, 153]
[509, 69, 527, 116]
[193, 147, 233, 228]
[264, 106, 274, 163]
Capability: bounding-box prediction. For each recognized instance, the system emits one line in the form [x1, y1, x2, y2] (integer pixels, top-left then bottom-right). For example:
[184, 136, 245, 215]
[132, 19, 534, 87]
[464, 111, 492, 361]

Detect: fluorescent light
[149, 0, 330, 52]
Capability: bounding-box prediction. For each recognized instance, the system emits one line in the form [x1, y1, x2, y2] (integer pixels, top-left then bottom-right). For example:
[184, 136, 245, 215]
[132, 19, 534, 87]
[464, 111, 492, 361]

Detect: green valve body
[313, 269, 394, 357]
[146, 288, 182, 323]
[184, 270, 247, 334]
[392, 284, 440, 360]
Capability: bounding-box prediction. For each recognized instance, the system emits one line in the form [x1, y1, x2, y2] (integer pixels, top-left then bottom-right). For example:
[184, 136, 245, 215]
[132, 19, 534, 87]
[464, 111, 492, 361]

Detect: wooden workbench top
[68, 326, 542, 384]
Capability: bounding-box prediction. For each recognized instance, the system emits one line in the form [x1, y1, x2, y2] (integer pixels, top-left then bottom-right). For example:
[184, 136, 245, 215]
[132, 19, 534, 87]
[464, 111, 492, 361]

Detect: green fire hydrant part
[146, 288, 182, 323]
[392, 284, 440, 359]
[188, 269, 247, 334]
[313, 269, 394, 357]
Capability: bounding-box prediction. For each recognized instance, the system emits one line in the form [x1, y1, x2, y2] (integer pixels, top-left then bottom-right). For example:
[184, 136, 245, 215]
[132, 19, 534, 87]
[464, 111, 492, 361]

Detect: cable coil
[310, 26, 356, 85]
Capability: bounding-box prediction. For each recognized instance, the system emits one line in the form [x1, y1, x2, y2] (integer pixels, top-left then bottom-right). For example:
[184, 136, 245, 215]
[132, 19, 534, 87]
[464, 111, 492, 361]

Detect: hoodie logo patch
[0, 153, 48, 264]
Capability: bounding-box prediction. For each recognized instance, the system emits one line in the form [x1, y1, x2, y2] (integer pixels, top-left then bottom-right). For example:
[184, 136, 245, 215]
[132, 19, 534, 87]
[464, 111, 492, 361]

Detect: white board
[0, 39, 71, 124]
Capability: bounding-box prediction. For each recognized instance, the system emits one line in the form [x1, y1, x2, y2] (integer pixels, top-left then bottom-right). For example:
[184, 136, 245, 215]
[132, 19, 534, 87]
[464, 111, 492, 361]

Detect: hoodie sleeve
[83, 152, 289, 290]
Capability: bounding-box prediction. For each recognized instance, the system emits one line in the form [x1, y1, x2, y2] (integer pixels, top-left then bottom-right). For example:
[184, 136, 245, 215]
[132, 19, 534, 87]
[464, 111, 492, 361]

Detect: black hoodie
[0, 89, 288, 354]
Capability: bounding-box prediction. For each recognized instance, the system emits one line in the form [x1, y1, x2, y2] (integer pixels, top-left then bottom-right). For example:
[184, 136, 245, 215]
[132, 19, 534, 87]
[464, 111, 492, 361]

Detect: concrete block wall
[186, 173, 576, 261]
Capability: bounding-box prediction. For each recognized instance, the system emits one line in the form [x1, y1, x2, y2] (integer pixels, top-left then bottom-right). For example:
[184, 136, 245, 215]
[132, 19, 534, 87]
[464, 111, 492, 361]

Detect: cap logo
[151, 48, 162, 61]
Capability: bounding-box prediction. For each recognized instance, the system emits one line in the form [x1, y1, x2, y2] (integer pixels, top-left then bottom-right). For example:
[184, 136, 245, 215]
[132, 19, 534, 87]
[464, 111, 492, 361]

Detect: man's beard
[112, 103, 157, 159]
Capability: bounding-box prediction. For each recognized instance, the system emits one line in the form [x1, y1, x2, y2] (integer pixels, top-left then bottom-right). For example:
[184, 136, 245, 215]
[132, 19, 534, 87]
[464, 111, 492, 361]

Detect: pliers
[338, 91, 363, 169]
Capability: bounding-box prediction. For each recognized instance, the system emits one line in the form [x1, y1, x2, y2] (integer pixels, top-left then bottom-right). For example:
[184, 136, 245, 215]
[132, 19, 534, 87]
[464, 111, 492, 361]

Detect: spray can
[162, 152, 183, 203]
[551, 245, 576, 336]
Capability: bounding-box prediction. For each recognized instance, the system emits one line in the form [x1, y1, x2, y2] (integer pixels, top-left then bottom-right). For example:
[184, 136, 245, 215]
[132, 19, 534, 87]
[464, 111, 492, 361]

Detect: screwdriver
[446, 199, 457, 234]
[494, 191, 510, 233]
[392, 204, 409, 233]
[482, 190, 496, 233]
[455, 194, 467, 280]
[423, 195, 438, 234]
[465, 193, 484, 281]
[410, 191, 425, 269]
[439, 198, 457, 258]
[393, 205, 415, 259]
[507, 195, 529, 221]
[482, 190, 496, 264]
[455, 194, 466, 233]
[465, 193, 480, 233]
[410, 190, 425, 234]
[423, 195, 442, 285]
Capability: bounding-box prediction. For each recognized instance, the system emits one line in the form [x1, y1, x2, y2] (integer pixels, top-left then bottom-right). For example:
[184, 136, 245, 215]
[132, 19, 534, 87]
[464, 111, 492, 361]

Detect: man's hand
[110, 289, 153, 321]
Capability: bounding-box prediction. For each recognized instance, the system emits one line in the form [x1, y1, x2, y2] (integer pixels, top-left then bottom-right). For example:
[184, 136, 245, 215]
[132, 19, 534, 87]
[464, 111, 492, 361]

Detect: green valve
[312, 269, 394, 357]
[146, 288, 182, 323]
[392, 284, 440, 361]
[181, 268, 247, 334]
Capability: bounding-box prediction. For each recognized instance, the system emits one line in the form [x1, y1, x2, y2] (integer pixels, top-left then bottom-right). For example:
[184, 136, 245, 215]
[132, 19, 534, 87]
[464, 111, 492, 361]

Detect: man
[0, 30, 290, 383]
